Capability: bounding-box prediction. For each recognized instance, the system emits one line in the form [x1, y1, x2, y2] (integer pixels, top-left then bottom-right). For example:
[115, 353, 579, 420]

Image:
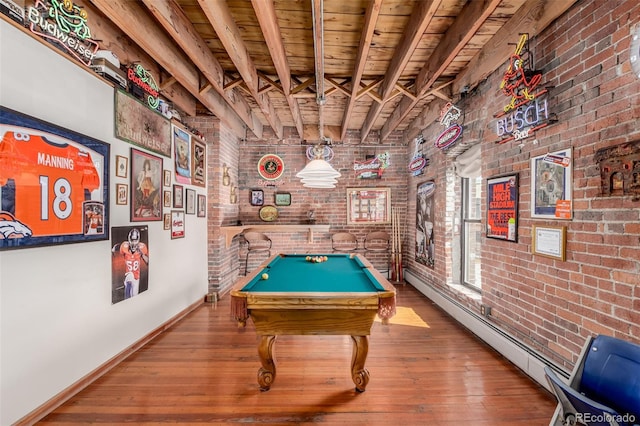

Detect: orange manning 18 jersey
[0, 130, 101, 237]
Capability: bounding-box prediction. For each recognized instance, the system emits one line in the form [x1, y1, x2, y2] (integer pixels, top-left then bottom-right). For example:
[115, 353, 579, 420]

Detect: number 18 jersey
[0, 130, 101, 237]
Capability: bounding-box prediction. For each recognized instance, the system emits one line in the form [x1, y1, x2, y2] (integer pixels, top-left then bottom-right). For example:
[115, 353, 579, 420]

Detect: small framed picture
[163, 169, 171, 187]
[163, 213, 171, 230]
[171, 210, 185, 239]
[186, 188, 196, 214]
[163, 190, 171, 208]
[116, 184, 128, 205]
[274, 192, 291, 206]
[131, 148, 163, 222]
[250, 189, 264, 206]
[115, 155, 128, 178]
[532, 225, 567, 261]
[197, 194, 206, 217]
[173, 184, 184, 208]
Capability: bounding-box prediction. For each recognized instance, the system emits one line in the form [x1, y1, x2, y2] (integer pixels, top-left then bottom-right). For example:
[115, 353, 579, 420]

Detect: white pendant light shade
[296, 159, 341, 179]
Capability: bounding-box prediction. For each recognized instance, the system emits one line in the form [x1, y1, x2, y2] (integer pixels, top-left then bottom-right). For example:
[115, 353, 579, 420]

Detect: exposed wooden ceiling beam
[140, 0, 263, 139]
[339, 0, 382, 141]
[360, 0, 441, 141]
[88, 0, 247, 138]
[198, 0, 283, 139]
[251, 0, 304, 139]
[381, 0, 500, 140]
[312, 0, 326, 140]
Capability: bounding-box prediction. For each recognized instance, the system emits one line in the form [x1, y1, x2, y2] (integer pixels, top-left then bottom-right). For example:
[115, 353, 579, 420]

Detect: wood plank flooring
[39, 284, 556, 425]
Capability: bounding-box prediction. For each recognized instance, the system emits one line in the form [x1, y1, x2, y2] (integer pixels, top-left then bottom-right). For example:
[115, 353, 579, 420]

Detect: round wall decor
[259, 205, 279, 222]
[257, 154, 285, 180]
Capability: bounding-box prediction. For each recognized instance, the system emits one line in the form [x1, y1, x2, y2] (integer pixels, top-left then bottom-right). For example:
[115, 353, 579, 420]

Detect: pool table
[230, 253, 396, 392]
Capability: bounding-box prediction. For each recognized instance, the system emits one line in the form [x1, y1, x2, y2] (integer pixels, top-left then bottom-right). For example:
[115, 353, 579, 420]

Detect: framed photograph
[163, 190, 171, 208]
[250, 189, 264, 206]
[173, 123, 191, 184]
[173, 184, 184, 208]
[274, 192, 291, 206]
[416, 181, 436, 268]
[197, 194, 206, 217]
[171, 210, 185, 239]
[346, 187, 391, 224]
[191, 137, 206, 187]
[116, 184, 128, 205]
[115, 155, 128, 178]
[531, 148, 572, 219]
[186, 188, 196, 215]
[130, 148, 163, 222]
[163, 213, 171, 230]
[163, 169, 171, 187]
[486, 173, 519, 242]
[0, 106, 110, 250]
[532, 225, 567, 261]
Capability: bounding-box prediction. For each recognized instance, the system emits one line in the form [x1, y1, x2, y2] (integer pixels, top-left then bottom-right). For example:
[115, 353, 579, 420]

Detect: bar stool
[331, 232, 358, 252]
[241, 231, 272, 275]
[364, 231, 391, 277]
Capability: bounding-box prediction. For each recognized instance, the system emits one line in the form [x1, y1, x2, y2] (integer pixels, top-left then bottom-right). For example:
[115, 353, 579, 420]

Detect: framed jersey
[0, 107, 110, 250]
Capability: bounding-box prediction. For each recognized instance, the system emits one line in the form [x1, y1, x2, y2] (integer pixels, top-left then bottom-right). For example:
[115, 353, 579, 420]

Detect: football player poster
[111, 226, 149, 304]
[0, 107, 109, 250]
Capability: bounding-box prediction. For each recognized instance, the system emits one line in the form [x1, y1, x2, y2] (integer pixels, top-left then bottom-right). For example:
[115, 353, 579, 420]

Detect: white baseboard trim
[404, 270, 558, 392]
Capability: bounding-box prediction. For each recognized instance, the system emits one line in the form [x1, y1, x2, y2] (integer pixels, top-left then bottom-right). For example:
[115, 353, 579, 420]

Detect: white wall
[0, 21, 208, 425]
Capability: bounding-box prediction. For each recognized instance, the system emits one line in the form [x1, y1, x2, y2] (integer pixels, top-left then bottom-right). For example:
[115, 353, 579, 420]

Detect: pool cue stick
[390, 207, 397, 281]
[397, 209, 403, 282]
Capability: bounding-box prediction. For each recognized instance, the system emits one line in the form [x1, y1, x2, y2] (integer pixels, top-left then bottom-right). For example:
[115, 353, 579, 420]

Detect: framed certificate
[532, 225, 566, 261]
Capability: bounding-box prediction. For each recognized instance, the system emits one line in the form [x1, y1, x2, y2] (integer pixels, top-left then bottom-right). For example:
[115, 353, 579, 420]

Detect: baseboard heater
[404, 270, 568, 391]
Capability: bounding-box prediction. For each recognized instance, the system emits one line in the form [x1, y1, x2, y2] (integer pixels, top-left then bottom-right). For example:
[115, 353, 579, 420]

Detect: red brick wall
[406, 0, 640, 368]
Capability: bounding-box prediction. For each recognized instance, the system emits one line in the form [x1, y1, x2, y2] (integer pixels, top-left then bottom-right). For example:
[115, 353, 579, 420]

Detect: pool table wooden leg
[350, 335, 370, 392]
[257, 335, 277, 391]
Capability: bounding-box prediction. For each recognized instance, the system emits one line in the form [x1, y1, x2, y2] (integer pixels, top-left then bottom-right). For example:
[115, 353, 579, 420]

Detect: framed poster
[486, 173, 519, 242]
[197, 194, 206, 217]
[250, 189, 264, 206]
[192, 137, 206, 187]
[173, 184, 184, 208]
[0, 106, 109, 250]
[173, 124, 191, 184]
[186, 188, 196, 215]
[114, 90, 171, 157]
[532, 225, 566, 261]
[116, 184, 128, 205]
[416, 181, 435, 268]
[531, 148, 572, 219]
[110, 226, 149, 304]
[130, 148, 162, 222]
[171, 210, 185, 239]
[116, 155, 128, 178]
[274, 192, 291, 206]
[346, 187, 391, 224]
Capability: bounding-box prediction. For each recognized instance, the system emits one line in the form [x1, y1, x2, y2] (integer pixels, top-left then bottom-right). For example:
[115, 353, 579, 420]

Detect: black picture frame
[0, 106, 110, 250]
[250, 189, 264, 206]
[173, 184, 184, 208]
[486, 173, 519, 242]
[186, 188, 196, 215]
[274, 192, 291, 206]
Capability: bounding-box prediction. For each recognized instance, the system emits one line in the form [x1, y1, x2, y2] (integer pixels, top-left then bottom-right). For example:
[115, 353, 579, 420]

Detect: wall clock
[631, 25, 640, 79]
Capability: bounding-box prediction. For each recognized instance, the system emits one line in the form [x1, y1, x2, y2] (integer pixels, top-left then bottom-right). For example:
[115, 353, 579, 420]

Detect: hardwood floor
[39, 284, 556, 425]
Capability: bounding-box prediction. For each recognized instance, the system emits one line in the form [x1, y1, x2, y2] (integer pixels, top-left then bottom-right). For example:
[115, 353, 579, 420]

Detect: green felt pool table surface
[240, 253, 386, 293]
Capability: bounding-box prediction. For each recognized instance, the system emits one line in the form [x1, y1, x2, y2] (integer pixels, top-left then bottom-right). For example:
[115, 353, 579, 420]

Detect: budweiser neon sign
[128, 64, 160, 109]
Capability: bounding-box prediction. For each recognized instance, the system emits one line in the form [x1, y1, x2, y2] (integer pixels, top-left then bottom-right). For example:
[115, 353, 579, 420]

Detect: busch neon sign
[494, 34, 550, 144]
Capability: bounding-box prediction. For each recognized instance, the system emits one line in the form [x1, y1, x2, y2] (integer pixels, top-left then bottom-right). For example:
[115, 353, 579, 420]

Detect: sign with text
[486, 174, 519, 242]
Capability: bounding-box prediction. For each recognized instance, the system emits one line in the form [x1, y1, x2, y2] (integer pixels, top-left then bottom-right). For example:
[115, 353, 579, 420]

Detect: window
[462, 177, 482, 290]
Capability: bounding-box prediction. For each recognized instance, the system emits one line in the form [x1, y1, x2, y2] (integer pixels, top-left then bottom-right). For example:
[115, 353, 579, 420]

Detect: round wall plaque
[259, 205, 279, 222]
[257, 154, 285, 180]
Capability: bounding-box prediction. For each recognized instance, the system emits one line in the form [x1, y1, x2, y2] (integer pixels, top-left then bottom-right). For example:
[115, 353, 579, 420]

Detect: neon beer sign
[128, 64, 160, 109]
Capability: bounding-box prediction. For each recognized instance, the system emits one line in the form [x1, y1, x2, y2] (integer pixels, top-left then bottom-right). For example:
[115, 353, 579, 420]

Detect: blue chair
[545, 335, 640, 426]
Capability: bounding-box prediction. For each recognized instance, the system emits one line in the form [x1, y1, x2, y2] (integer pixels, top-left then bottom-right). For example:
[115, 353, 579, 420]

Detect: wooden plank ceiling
[87, 0, 577, 143]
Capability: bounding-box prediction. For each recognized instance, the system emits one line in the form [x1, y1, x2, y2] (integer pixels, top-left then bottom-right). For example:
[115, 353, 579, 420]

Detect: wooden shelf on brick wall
[220, 224, 330, 248]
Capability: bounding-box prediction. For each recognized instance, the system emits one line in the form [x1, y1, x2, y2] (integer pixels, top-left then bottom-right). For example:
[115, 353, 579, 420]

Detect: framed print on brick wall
[486, 173, 519, 242]
[531, 148, 572, 219]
